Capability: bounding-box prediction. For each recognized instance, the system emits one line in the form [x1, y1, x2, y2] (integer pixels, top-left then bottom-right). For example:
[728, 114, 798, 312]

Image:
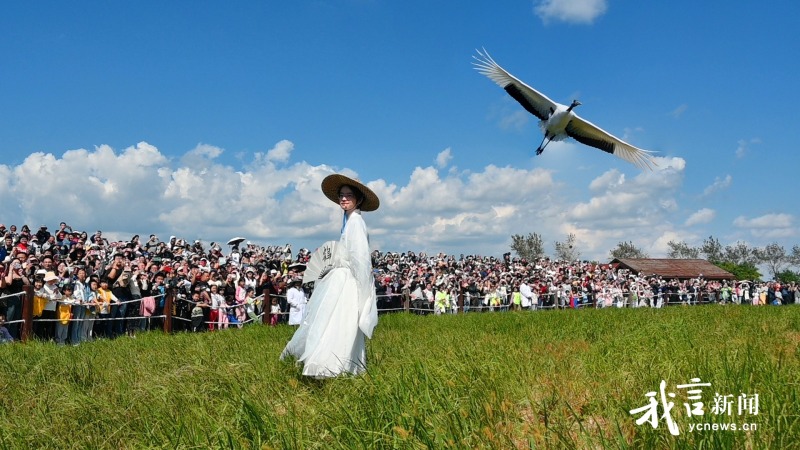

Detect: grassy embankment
[0, 306, 798, 449]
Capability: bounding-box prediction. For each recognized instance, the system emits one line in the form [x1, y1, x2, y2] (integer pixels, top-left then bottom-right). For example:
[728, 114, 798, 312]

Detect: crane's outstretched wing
[565, 116, 657, 170]
[472, 49, 557, 122]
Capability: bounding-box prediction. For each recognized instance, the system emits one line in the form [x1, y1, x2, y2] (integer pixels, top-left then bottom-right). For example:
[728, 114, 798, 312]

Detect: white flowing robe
[280, 211, 378, 378]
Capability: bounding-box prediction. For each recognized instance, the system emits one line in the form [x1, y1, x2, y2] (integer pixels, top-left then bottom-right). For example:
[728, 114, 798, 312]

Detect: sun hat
[321, 174, 380, 212]
[43, 271, 59, 282]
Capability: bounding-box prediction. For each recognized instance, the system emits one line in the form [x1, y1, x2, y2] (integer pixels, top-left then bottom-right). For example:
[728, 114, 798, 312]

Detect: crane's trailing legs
[535, 132, 551, 155]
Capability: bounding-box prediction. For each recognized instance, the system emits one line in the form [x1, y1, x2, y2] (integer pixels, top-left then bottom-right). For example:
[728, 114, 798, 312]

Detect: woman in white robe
[281, 174, 379, 378]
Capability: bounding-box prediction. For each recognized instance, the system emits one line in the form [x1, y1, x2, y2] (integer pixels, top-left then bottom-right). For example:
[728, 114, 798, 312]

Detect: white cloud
[588, 169, 624, 191]
[652, 156, 686, 172]
[187, 143, 223, 159]
[557, 160, 687, 258]
[650, 230, 700, 257]
[685, 208, 715, 226]
[735, 138, 761, 159]
[569, 191, 649, 221]
[265, 139, 294, 163]
[701, 174, 732, 197]
[733, 213, 796, 239]
[733, 213, 793, 229]
[435, 148, 453, 169]
[534, 0, 608, 24]
[181, 143, 224, 170]
[2, 142, 786, 262]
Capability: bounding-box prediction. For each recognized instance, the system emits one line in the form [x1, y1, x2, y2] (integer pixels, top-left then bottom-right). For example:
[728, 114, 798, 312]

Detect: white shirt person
[286, 279, 308, 326]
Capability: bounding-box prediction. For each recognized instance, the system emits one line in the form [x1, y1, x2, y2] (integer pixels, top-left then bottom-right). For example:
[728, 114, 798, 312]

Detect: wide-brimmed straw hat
[321, 174, 380, 212]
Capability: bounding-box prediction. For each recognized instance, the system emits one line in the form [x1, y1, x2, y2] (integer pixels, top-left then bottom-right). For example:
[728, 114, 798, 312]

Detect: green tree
[775, 269, 800, 284]
[610, 241, 649, 259]
[510, 232, 545, 261]
[666, 240, 700, 259]
[715, 262, 761, 281]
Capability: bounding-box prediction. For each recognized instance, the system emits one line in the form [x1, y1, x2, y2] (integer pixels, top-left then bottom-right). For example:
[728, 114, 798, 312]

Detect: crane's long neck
[566, 100, 581, 113]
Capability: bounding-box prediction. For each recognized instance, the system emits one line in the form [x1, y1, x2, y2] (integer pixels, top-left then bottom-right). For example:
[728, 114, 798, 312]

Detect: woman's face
[338, 186, 359, 213]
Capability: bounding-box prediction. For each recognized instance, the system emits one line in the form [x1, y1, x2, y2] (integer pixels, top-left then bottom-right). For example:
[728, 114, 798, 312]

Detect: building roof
[609, 258, 735, 280]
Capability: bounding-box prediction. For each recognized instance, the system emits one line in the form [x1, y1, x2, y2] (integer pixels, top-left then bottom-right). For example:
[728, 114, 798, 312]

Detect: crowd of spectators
[0, 222, 310, 344]
[372, 251, 799, 313]
[1, 221, 797, 345]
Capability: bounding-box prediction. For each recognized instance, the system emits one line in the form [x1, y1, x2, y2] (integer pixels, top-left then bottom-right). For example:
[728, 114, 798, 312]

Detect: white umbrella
[227, 237, 246, 246]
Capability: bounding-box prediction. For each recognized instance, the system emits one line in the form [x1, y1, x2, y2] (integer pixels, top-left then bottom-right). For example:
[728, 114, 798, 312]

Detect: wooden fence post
[21, 285, 34, 343]
[262, 292, 270, 325]
[163, 288, 174, 334]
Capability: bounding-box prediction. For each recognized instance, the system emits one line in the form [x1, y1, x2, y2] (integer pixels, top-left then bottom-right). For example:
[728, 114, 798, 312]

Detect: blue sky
[1, 0, 798, 261]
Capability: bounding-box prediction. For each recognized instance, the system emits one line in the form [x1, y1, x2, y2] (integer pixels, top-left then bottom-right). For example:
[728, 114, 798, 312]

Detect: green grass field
[1, 306, 798, 449]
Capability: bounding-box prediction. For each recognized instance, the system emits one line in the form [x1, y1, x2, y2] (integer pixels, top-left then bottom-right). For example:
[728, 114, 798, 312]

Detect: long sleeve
[342, 212, 378, 338]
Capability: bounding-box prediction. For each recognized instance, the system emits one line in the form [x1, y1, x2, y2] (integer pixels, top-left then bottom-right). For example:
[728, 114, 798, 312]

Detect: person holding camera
[2, 256, 29, 339]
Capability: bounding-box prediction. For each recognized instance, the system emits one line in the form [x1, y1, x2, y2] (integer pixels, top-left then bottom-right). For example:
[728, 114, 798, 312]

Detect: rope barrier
[7, 285, 790, 344]
[31, 315, 165, 323]
[0, 291, 25, 301]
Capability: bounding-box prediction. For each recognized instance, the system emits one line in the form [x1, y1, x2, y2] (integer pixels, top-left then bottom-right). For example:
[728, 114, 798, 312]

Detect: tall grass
[0, 306, 798, 449]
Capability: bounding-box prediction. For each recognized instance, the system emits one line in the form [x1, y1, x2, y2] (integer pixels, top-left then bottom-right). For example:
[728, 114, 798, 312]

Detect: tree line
[510, 232, 800, 282]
